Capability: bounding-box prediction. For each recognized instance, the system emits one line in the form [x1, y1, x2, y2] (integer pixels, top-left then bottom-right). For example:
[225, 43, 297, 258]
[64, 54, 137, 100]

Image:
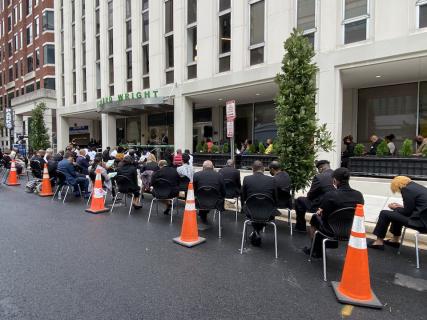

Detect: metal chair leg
[87, 190, 93, 205]
[128, 194, 134, 215]
[148, 198, 156, 222]
[63, 186, 70, 204]
[322, 239, 328, 281]
[235, 197, 238, 221]
[398, 227, 407, 255]
[110, 193, 119, 213]
[218, 210, 222, 239]
[415, 232, 420, 269]
[308, 231, 318, 262]
[170, 198, 174, 224]
[271, 222, 278, 259]
[288, 209, 293, 236]
[240, 220, 249, 254]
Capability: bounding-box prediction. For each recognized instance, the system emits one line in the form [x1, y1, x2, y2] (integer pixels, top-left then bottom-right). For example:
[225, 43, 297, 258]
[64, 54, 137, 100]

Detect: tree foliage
[399, 139, 413, 157]
[376, 140, 390, 156]
[354, 143, 365, 156]
[29, 102, 50, 150]
[275, 29, 334, 193]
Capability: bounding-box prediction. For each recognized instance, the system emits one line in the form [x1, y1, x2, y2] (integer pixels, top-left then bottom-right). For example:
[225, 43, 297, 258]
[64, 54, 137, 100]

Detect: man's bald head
[202, 160, 214, 170]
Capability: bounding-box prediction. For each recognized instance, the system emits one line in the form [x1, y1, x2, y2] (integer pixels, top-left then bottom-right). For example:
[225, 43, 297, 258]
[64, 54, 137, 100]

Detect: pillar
[102, 113, 116, 148]
[57, 115, 70, 149]
[174, 96, 193, 152]
[14, 114, 24, 142]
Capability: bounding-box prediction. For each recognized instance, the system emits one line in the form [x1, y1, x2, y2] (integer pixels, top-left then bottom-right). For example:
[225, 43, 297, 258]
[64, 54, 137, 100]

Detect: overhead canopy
[97, 96, 174, 116]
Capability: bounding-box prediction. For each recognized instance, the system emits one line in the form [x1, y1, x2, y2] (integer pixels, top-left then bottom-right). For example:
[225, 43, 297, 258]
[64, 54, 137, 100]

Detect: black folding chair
[240, 193, 278, 258]
[148, 178, 178, 223]
[178, 175, 190, 198]
[52, 170, 82, 203]
[110, 175, 138, 215]
[224, 179, 240, 221]
[29, 160, 43, 180]
[308, 207, 355, 281]
[277, 188, 293, 235]
[196, 186, 224, 238]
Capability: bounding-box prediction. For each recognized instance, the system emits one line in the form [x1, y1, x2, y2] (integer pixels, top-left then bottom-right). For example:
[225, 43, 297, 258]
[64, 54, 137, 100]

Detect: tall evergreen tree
[29, 102, 51, 150]
[275, 29, 333, 195]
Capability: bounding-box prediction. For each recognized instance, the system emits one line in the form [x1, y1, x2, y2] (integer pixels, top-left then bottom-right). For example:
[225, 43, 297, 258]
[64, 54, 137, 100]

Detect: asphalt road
[0, 184, 426, 320]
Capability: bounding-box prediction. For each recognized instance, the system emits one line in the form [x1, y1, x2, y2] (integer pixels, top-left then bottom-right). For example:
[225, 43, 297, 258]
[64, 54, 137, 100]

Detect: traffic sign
[226, 100, 236, 120]
[226, 121, 234, 138]
[5, 108, 13, 129]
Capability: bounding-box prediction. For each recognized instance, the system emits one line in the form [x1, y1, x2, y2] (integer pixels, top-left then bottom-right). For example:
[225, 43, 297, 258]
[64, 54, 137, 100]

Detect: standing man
[368, 135, 382, 155]
[294, 160, 334, 232]
[241, 161, 277, 246]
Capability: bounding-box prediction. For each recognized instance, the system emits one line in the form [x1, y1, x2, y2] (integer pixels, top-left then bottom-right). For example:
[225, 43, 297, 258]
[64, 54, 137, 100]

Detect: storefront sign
[226, 120, 234, 138]
[69, 125, 89, 134]
[226, 100, 236, 120]
[4, 108, 13, 129]
[97, 90, 160, 108]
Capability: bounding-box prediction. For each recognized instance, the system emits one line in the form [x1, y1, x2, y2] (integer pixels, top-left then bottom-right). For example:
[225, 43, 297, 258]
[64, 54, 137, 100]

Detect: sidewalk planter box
[193, 153, 278, 169]
[349, 156, 427, 180]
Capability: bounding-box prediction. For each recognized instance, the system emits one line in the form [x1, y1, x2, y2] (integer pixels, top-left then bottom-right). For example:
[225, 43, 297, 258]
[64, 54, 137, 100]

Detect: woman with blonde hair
[368, 176, 427, 250]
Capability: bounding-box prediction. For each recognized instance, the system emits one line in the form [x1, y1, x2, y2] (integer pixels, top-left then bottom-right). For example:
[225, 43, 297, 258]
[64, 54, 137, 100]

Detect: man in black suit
[303, 167, 364, 257]
[294, 160, 334, 232]
[242, 161, 277, 246]
[193, 160, 226, 226]
[151, 160, 181, 215]
[269, 161, 291, 208]
[219, 159, 241, 190]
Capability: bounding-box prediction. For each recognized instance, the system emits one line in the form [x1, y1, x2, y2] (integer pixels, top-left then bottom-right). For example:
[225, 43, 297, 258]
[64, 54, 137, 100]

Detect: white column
[174, 96, 193, 151]
[86, 0, 96, 103]
[102, 113, 116, 148]
[113, 0, 126, 94]
[132, 0, 142, 91]
[100, 0, 109, 96]
[196, 0, 215, 78]
[149, 0, 162, 89]
[75, 0, 83, 104]
[14, 114, 23, 141]
[57, 115, 70, 149]
[63, 0, 73, 105]
[43, 108, 53, 144]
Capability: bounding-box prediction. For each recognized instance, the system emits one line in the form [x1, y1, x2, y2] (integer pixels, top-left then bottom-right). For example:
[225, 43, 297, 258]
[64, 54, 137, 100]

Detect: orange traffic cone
[332, 204, 382, 309]
[6, 160, 20, 186]
[173, 182, 206, 247]
[39, 163, 54, 196]
[85, 169, 109, 214]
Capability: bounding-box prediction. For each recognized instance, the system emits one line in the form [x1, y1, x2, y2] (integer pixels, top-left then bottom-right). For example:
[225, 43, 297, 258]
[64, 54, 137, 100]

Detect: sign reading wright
[97, 90, 160, 108]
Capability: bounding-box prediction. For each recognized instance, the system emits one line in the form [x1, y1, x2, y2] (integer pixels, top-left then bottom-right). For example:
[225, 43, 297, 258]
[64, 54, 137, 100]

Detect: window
[26, 83, 34, 94]
[219, 0, 230, 12]
[343, 0, 369, 44]
[43, 44, 55, 64]
[126, 21, 132, 48]
[297, 0, 316, 46]
[188, 0, 197, 25]
[26, 0, 32, 16]
[27, 54, 33, 72]
[83, 67, 87, 101]
[165, 0, 174, 84]
[108, 0, 113, 96]
[126, 0, 132, 90]
[35, 48, 40, 68]
[42, 10, 54, 31]
[186, 0, 197, 79]
[126, 51, 132, 80]
[419, 81, 427, 137]
[44, 77, 55, 90]
[218, 6, 231, 72]
[142, 1, 149, 88]
[7, 14, 11, 32]
[26, 25, 32, 45]
[14, 34, 18, 51]
[249, 0, 265, 65]
[417, 0, 427, 29]
[15, 62, 18, 78]
[13, 6, 18, 25]
[8, 41, 12, 57]
[8, 67, 13, 82]
[34, 16, 39, 37]
[95, 2, 100, 99]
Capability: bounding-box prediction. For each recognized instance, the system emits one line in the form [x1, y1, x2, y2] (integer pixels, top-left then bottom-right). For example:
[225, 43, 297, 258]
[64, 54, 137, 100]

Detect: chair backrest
[179, 175, 190, 192]
[244, 193, 277, 222]
[115, 175, 134, 194]
[224, 179, 239, 198]
[326, 207, 356, 241]
[196, 186, 222, 210]
[56, 170, 68, 185]
[152, 178, 174, 199]
[30, 160, 42, 179]
[276, 187, 292, 209]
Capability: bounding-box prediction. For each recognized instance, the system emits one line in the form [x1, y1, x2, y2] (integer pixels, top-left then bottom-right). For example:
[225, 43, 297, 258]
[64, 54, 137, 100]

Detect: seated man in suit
[269, 161, 291, 208]
[294, 160, 334, 232]
[303, 167, 364, 258]
[219, 159, 241, 196]
[242, 160, 278, 246]
[58, 152, 90, 198]
[76, 149, 90, 175]
[193, 160, 226, 226]
[151, 160, 181, 215]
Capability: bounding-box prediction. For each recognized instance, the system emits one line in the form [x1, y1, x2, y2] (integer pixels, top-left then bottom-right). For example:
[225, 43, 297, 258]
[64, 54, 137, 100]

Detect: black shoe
[384, 239, 400, 248]
[249, 231, 262, 247]
[367, 242, 385, 250]
[163, 208, 171, 215]
[303, 246, 322, 258]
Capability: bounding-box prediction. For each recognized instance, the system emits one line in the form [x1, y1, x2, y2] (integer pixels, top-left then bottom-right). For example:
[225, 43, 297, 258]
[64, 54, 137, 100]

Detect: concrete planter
[193, 153, 278, 169]
[349, 156, 427, 180]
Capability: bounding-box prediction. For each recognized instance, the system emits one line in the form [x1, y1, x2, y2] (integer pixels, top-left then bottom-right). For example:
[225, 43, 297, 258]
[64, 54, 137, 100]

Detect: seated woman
[368, 176, 427, 250]
[116, 156, 142, 209]
[88, 156, 112, 191]
[140, 154, 159, 193]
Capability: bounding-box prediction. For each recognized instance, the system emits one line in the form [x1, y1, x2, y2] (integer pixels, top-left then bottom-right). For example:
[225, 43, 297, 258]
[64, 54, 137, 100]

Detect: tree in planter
[29, 102, 51, 150]
[399, 139, 413, 157]
[275, 29, 333, 196]
[222, 143, 229, 154]
[258, 142, 266, 154]
[376, 140, 390, 156]
[354, 143, 365, 156]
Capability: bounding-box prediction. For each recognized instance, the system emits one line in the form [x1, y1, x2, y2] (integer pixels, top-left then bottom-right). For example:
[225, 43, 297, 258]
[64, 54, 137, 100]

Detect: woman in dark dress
[368, 176, 427, 250]
[116, 156, 142, 209]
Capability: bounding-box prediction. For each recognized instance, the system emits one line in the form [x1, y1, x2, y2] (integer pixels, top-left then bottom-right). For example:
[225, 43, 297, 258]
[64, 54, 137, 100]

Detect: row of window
[0, 44, 53, 84]
[0, 76, 54, 107]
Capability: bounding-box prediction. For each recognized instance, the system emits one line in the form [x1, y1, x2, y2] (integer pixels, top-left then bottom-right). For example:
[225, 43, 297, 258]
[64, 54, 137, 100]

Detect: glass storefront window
[419, 81, 427, 137]
[254, 101, 277, 143]
[126, 117, 141, 144]
[357, 83, 418, 146]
